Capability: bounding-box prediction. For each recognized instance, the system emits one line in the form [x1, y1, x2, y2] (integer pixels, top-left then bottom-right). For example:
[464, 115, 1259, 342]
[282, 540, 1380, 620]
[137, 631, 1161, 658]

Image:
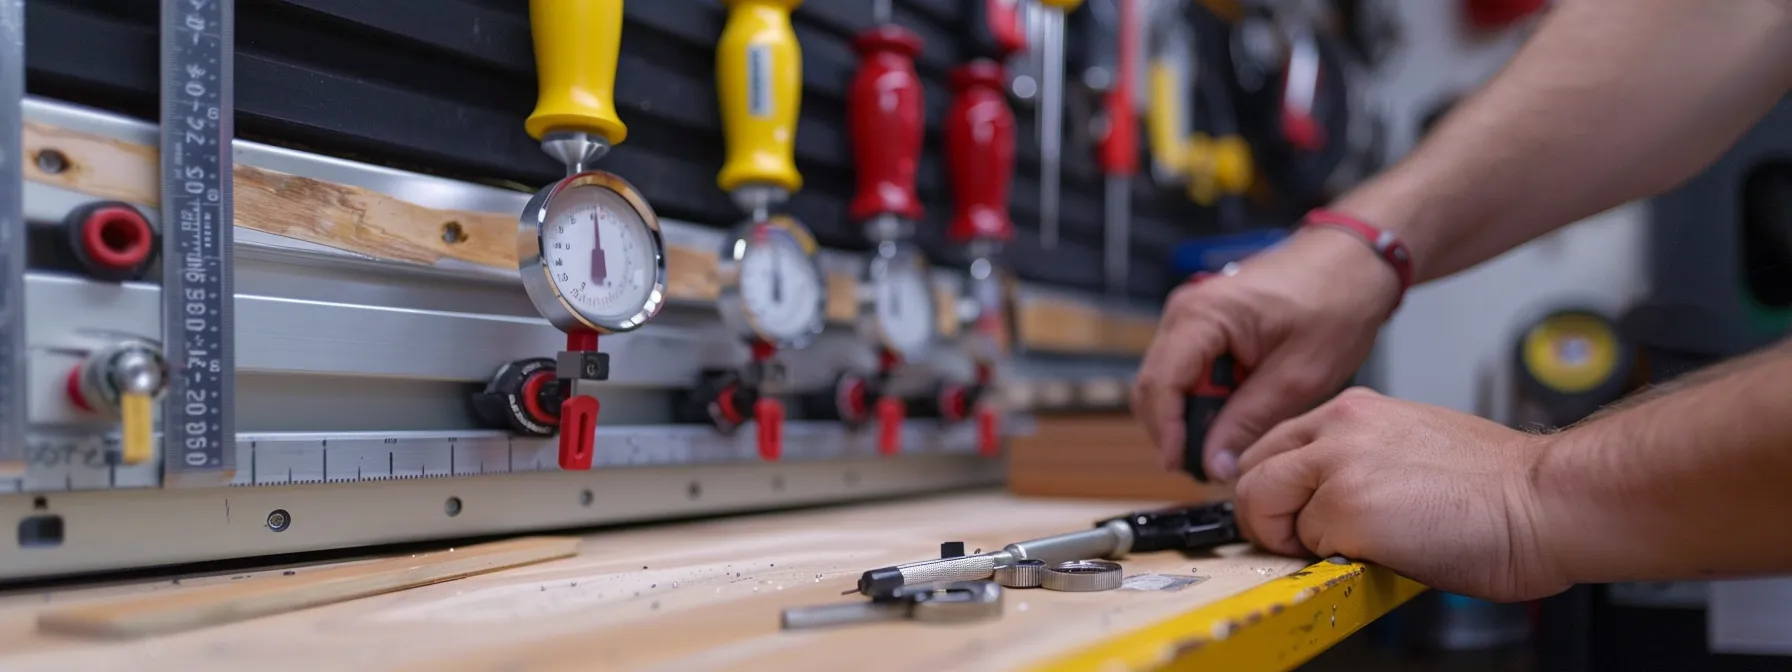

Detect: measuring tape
[159, 0, 237, 487]
[0, 0, 25, 479]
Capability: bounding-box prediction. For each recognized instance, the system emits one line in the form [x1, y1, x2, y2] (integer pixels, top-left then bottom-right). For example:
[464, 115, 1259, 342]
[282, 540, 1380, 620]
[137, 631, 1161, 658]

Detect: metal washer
[994, 559, 1047, 588]
[1041, 560, 1123, 592]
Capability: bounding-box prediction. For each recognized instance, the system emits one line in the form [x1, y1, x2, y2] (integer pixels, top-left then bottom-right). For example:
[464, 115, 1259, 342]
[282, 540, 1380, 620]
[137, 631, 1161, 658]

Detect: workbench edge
[1028, 560, 1427, 672]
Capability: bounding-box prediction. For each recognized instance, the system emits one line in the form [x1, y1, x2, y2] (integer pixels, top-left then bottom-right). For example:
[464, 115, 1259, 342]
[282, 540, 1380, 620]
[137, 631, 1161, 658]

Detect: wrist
[1526, 427, 1637, 586]
[1295, 209, 1412, 318]
[1327, 174, 1441, 282]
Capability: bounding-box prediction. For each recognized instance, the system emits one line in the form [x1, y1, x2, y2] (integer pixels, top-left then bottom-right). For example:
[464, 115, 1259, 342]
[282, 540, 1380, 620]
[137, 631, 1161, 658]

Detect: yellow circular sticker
[1521, 313, 1619, 394]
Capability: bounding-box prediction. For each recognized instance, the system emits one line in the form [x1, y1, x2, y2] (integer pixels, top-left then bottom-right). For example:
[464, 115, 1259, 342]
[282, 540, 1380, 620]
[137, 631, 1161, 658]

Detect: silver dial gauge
[718, 216, 828, 349]
[868, 251, 937, 361]
[520, 172, 668, 334]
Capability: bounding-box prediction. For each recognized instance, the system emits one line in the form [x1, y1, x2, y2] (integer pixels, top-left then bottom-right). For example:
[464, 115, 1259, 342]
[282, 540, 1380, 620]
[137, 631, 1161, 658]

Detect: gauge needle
[772, 249, 785, 303]
[590, 213, 608, 285]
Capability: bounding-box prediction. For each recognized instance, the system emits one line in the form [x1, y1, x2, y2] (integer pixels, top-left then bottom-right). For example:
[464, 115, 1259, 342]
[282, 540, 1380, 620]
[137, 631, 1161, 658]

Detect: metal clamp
[1042, 560, 1123, 592]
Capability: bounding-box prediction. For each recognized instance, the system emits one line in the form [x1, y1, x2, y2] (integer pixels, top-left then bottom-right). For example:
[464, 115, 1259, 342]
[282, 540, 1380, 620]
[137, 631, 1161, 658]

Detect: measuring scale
[519, 172, 667, 336]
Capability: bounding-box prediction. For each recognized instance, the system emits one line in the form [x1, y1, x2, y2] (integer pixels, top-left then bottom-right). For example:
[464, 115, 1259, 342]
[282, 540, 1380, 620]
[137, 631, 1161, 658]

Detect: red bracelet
[1301, 208, 1414, 313]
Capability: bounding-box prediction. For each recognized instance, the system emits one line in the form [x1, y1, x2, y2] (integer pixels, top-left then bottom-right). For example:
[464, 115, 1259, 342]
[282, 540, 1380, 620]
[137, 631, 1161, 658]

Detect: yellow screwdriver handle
[1212, 135, 1253, 195]
[119, 390, 153, 465]
[525, 0, 629, 146]
[1035, 0, 1084, 9]
[1184, 132, 1219, 206]
[716, 0, 804, 196]
[1146, 57, 1187, 183]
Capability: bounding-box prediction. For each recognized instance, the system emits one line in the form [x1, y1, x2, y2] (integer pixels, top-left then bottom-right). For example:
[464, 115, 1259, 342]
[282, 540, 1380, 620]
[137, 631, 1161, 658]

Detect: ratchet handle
[944, 61, 1015, 244]
[848, 25, 926, 224]
[525, 0, 628, 145]
[963, 0, 1027, 62]
[1097, 0, 1139, 177]
[717, 0, 804, 195]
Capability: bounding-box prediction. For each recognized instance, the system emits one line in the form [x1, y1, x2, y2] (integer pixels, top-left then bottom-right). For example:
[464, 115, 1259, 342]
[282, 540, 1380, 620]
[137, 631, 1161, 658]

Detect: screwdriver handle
[525, 0, 629, 145]
[1182, 271, 1246, 482]
[717, 0, 805, 197]
[1097, 0, 1138, 178]
[962, 0, 1027, 62]
[848, 25, 926, 224]
[944, 61, 1015, 244]
[1145, 40, 1188, 184]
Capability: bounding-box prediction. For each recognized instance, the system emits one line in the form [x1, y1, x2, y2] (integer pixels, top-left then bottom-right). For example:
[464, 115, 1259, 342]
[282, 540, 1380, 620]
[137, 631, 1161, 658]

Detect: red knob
[977, 407, 1000, 457]
[849, 25, 926, 224]
[985, 0, 1027, 58]
[1098, 0, 1140, 177]
[876, 396, 905, 456]
[756, 398, 784, 461]
[945, 60, 1015, 244]
[558, 394, 599, 470]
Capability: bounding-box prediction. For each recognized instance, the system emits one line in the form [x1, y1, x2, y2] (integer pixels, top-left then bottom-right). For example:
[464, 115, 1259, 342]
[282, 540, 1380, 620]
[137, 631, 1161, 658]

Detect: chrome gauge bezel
[518, 171, 670, 335]
[859, 242, 938, 362]
[715, 214, 829, 350]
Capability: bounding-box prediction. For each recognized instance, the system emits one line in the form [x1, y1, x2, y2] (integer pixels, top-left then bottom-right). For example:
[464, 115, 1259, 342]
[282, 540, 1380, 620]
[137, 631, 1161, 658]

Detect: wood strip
[36, 536, 580, 639]
[22, 120, 1156, 356]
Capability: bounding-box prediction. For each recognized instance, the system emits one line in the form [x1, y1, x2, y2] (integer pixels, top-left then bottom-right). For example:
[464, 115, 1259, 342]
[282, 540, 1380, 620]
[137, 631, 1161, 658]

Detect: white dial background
[738, 235, 824, 344]
[540, 187, 659, 328]
[875, 263, 936, 357]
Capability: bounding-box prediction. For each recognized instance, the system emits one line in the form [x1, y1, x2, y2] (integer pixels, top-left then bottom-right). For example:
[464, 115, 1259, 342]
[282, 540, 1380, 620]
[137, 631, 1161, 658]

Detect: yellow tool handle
[1184, 132, 1219, 206]
[1212, 135, 1253, 195]
[1146, 57, 1186, 182]
[120, 391, 153, 466]
[716, 0, 804, 196]
[1036, 0, 1085, 9]
[525, 0, 629, 146]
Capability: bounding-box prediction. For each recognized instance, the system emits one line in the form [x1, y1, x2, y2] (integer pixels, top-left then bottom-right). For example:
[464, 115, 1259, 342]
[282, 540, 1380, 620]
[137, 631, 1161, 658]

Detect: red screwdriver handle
[945, 60, 1015, 244]
[849, 25, 926, 224]
[1098, 0, 1140, 177]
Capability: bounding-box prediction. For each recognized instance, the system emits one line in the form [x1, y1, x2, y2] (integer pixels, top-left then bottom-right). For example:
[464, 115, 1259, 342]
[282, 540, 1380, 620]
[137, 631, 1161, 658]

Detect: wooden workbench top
[0, 493, 1311, 672]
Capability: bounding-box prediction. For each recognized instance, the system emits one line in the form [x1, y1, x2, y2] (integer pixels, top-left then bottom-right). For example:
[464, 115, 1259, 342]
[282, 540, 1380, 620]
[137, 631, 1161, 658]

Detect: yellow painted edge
[1027, 561, 1426, 672]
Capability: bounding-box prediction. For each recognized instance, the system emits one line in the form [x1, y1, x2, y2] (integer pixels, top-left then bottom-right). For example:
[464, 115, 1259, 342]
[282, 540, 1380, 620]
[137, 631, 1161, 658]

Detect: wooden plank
[0, 494, 1311, 671]
[35, 536, 579, 639]
[21, 120, 1157, 357]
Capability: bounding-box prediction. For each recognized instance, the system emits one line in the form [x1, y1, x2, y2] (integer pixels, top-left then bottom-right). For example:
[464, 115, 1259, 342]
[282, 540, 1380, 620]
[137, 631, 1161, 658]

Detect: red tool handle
[945, 60, 1015, 244]
[1098, 0, 1139, 177]
[849, 25, 926, 224]
[976, 406, 1000, 457]
[558, 394, 598, 470]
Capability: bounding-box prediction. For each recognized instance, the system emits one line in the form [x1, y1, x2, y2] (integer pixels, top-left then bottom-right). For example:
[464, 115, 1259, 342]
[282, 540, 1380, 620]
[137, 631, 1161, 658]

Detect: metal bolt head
[266, 509, 291, 532]
[35, 149, 68, 174]
[444, 497, 463, 517]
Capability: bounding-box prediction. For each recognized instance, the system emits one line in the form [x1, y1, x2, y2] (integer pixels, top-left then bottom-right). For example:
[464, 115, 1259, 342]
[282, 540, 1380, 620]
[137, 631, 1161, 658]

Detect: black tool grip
[1183, 354, 1241, 482]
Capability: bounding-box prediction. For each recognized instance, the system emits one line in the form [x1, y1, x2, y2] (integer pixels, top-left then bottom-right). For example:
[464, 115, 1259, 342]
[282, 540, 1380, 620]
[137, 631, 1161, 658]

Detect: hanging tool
[848, 0, 936, 456]
[0, 0, 24, 477]
[707, 217, 826, 461]
[944, 51, 1018, 457]
[856, 500, 1237, 598]
[713, 0, 810, 460]
[783, 580, 1004, 630]
[1094, 0, 1140, 296]
[1144, 4, 1193, 189]
[518, 0, 671, 470]
[1034, 0, 1084, 249]
[159, 0, 237, 487]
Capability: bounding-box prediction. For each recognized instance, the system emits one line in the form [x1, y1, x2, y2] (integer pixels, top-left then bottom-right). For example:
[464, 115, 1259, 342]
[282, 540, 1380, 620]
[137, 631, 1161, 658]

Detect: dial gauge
[717, 216, 828, 349]
[863, 247, 937, 361]
[519, 172, 668, 334]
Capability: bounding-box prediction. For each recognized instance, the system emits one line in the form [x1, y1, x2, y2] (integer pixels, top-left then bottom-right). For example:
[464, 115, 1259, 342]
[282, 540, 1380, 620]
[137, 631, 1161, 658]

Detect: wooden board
[20, 121, 1148, 355]
[0, 493, 1307, 671]
[1007, 415, 1229, 501]
[36, 537, 579, 639]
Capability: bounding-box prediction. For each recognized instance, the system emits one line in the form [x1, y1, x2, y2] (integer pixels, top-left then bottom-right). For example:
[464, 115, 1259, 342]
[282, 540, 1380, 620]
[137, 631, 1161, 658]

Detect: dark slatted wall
[24, 0, 1225, 297]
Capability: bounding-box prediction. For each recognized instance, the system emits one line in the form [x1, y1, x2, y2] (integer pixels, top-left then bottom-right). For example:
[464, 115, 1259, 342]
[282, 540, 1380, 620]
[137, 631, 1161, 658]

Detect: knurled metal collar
[1041, 560, 1123, 592]
[994, 559, 1047, 588]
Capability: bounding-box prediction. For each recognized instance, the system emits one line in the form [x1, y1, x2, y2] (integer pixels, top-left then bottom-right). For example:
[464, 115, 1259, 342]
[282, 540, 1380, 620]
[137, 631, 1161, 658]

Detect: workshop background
[8, 0, 1792, 668]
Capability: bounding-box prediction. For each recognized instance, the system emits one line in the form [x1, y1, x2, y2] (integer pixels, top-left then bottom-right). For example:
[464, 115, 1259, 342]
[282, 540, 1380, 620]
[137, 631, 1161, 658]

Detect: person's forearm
[1335, 0, 1792, 283]
[1531, 339, 1792, 584]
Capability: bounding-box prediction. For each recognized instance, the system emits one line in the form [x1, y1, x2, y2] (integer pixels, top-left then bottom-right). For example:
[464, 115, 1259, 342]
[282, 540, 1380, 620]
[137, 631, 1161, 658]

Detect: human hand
[1233, 387, 1571, 602]
[1130, 228, 1400, 481]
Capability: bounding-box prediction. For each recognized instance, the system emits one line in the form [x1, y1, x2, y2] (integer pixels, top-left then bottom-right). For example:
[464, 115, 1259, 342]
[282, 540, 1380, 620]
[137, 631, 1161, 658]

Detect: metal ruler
[0, 0, 25, 478]
[160, 0, 237, 487]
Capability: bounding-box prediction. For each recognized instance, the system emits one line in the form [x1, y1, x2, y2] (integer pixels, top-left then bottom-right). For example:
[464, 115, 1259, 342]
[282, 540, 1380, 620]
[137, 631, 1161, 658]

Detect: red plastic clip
[557, 394, 599, 470]
[876, 396, 905, 456]
[756, 398, 784, 461]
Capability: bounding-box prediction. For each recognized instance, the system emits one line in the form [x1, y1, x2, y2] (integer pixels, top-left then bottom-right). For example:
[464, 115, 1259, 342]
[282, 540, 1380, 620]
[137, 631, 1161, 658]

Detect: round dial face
[737, 234, 825, 345]
[539, 185, 662, 330]
[874, 260, 937, 358]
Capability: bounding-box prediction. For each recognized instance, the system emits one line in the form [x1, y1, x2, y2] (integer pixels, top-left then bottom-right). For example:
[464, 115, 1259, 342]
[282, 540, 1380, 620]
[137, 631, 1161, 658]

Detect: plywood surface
[0, 493, 1305, 672]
